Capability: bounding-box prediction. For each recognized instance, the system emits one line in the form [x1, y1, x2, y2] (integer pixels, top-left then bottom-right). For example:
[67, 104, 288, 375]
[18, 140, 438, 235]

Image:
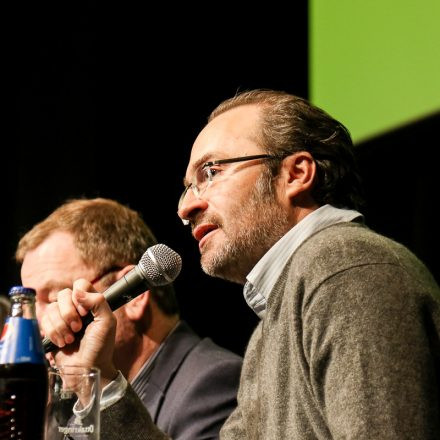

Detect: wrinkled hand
[40, 279, 118, 385]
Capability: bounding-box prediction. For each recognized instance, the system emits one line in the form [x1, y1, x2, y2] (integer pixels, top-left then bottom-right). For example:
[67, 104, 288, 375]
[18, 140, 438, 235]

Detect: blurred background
[1, 1, 439, 353]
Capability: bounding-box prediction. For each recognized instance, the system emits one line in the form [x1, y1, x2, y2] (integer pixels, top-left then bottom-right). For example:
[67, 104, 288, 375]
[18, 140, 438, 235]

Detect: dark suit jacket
[126, 321, 242, 439]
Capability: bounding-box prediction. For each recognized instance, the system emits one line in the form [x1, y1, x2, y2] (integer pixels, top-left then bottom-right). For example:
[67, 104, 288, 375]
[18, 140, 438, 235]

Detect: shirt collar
[130, 320, 181, 388]
[244, 205, 363, 318]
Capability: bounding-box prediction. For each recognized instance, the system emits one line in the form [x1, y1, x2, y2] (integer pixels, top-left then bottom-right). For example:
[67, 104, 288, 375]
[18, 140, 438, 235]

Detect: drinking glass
[45, 365, 100, 439]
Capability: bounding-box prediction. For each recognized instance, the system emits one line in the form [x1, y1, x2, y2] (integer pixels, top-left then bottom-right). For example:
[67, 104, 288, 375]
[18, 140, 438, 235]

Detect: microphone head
[138, 244, 182, 286]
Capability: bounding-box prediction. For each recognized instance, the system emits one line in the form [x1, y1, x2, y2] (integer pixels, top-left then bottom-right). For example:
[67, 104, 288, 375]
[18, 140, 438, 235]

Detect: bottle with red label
[0, 286, 48, 440]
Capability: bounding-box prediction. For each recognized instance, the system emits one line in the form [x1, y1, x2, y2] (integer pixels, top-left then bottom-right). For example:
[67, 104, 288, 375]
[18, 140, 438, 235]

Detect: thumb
[72, 279, 111, 320]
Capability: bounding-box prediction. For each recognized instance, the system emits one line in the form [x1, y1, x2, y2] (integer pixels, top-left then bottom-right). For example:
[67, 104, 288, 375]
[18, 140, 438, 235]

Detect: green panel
[310, 0, 440, 142]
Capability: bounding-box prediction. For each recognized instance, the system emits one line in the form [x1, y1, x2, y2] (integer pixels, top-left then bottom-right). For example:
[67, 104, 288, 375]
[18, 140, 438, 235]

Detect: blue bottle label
[0, 317, 45, 364]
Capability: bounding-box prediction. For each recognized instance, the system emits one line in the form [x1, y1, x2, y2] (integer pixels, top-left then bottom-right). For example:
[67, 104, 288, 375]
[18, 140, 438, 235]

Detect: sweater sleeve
[101, 384, 171, 440]
[303, 263, 440, 439]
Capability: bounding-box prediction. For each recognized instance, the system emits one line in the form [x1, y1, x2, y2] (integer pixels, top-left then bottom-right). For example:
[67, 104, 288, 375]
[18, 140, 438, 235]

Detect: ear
[279, 151, 316, 200]
[125, 291, 150, 321]
[115, 266, 151, 321]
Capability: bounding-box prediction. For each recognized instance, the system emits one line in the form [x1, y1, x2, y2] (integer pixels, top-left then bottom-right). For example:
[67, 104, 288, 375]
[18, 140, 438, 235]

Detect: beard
[200, 170, 290, 284]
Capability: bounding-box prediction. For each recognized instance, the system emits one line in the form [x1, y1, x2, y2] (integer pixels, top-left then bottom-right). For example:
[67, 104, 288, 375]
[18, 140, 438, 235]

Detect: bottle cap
[8, 286, 36, 297]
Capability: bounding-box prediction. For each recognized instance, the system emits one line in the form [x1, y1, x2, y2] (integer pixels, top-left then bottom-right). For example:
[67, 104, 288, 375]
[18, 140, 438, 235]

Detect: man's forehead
[186, 106, 263, 174]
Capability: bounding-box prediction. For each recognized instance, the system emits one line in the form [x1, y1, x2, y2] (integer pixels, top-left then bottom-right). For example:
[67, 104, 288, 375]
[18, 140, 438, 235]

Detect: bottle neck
[10, 294, 37, 319]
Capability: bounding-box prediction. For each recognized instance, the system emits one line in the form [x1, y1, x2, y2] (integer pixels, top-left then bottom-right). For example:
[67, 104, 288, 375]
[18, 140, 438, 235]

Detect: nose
[177, 190, 209, 225]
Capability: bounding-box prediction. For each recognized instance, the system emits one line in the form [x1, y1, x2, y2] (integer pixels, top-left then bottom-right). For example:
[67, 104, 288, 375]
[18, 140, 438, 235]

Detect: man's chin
[200, 252, 217, 277]
[201, 252, 245, 284]
[201, 252, 227, 278]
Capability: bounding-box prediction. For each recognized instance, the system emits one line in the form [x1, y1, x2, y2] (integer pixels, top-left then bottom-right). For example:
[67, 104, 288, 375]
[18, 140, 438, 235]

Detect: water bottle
[0, 286, 48, 440]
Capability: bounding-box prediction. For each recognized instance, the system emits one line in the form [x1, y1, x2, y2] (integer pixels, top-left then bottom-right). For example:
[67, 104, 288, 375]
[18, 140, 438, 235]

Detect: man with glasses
[16, 197, 242, 440]
[40, 91, 440, 439]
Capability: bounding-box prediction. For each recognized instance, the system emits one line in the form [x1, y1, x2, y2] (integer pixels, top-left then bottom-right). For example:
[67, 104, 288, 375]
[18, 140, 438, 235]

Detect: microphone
[43, 243, 182, 353]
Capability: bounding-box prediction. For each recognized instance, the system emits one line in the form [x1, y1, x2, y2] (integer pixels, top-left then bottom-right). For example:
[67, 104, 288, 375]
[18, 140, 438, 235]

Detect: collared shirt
[244, 204, 363, 318]
[130, 321, 180, 396]
[100, 321, 181, 410]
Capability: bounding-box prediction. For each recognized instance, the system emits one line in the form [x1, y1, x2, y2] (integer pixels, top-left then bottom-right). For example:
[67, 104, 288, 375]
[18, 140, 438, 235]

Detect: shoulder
[179, 337, 243, 379]
[290, 222, 435, 285]
[299, 222, 401, 262]
[156, 332, 242, 437]
[164, 322, 242, 389]
[273, 222, 440, 318]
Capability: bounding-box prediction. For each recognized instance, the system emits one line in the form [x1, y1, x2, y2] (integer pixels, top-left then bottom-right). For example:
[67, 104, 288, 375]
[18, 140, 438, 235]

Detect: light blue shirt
[244, 204, 363, 318]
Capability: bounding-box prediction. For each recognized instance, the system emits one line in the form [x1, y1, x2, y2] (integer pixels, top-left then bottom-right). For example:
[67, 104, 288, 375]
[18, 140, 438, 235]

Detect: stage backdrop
[310, 0, 440, 142]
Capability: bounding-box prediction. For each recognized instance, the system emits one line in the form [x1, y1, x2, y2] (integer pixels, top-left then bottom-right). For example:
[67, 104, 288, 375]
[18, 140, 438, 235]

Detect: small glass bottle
[0, 286, 48, 440]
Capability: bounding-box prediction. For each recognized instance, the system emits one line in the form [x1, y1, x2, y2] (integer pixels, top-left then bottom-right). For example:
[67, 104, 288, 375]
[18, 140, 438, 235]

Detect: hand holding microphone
[42, 244, 182, 354]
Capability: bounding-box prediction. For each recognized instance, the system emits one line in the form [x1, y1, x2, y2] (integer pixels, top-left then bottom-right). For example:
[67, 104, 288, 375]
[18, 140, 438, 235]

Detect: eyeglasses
[178, 154, 276, 220]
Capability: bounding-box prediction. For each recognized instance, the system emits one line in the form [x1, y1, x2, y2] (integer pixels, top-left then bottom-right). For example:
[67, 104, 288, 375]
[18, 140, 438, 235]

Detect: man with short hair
[17, 197, 242, 440]
[40, 91, 440, 439]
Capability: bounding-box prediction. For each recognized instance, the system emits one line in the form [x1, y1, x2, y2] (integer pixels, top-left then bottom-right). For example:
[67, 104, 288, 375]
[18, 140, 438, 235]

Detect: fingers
[71, 279, 96, 317]
[39, 279, 98, 348]
[69, 280, 117, 374]
[57, 289, 82, 332]
[39, 278, 117, 376]
[40, 291, 76, 347]
[72, 280, 113, 324]
[39, 278, 116, 366]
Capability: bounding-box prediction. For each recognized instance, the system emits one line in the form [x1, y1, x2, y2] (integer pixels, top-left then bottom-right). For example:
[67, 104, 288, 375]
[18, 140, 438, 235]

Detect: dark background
[1, 3, 438, 356]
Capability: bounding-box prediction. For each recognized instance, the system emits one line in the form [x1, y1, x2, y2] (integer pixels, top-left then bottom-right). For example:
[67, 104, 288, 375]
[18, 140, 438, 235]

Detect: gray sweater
[102, 222, 440, 439]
